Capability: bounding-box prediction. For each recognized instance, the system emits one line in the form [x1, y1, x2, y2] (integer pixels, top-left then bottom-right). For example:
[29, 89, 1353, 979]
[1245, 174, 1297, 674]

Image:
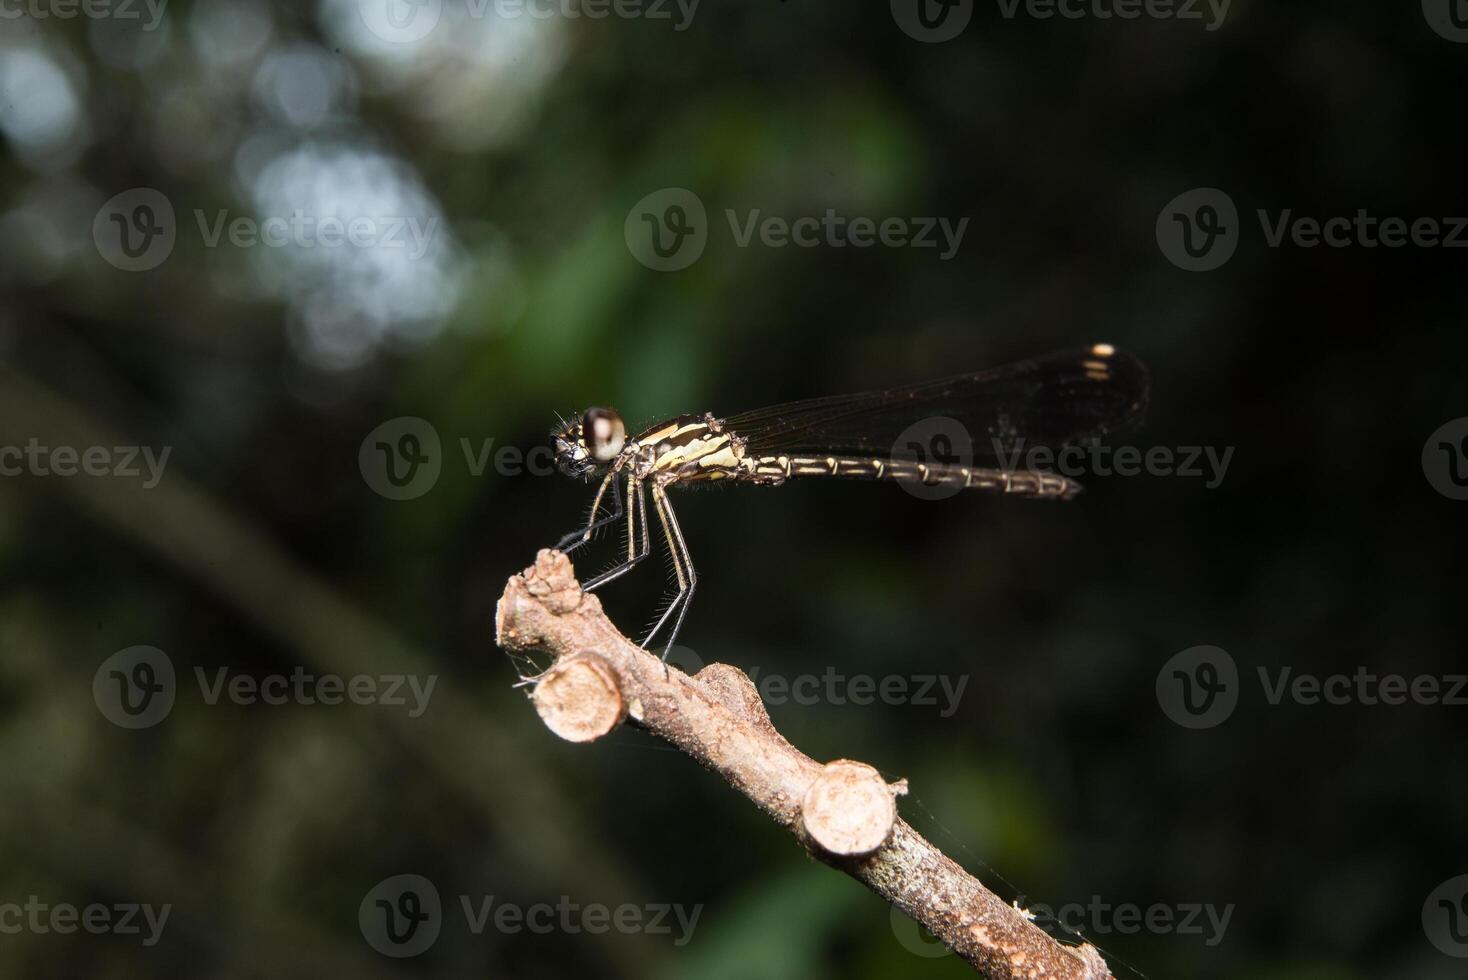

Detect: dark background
[1, 1, 1465, 977]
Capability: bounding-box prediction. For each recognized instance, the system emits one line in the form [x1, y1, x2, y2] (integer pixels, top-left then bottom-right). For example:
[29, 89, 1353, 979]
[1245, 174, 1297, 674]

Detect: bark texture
[496, 550, 1114, 980]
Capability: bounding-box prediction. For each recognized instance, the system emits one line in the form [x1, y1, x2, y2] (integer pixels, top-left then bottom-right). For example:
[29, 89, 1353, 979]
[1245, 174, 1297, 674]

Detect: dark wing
[722, 344, 1149, 460]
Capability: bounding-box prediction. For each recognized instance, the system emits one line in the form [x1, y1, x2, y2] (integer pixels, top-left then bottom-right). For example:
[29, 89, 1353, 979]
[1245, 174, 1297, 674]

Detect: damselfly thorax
[551, 344, 1149, 656]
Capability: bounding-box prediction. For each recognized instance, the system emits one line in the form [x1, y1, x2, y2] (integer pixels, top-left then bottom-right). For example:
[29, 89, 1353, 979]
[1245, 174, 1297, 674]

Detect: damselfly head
[553, 407, 626, 477]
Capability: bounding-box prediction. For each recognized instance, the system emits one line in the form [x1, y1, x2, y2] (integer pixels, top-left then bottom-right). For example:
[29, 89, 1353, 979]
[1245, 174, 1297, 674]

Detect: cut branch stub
[801, 760, 900, 856]
[532, 654, 626, 742]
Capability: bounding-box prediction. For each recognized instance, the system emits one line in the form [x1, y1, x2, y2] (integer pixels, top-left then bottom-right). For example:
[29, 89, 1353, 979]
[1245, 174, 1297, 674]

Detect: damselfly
[552, 343, 1149, 655]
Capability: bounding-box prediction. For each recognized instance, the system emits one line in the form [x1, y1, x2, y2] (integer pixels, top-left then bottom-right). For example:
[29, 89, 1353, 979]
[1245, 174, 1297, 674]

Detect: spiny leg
[638, 485, 685, 652]
[658, 488, 698, 656]
[582, 478, 650, 592]
[555, 471, 622, 554]
[640, 484, 697, 657]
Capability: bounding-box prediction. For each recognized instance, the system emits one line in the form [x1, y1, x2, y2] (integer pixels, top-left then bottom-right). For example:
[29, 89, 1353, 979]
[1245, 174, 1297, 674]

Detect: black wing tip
[1084, 342, 1151, 426]
[1085, 341, 1147, 376]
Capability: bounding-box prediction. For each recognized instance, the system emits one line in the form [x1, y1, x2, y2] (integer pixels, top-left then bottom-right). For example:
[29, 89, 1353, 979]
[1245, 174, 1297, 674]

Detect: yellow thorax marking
[646, 421, 743, 478]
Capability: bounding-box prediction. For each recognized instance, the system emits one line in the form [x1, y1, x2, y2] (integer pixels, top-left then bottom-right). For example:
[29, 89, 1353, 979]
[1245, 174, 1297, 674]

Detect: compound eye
[581, 408, 626, 462]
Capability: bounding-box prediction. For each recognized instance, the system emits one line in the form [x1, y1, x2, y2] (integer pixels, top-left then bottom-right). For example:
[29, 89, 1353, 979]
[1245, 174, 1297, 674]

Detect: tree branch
[496, 550, 1114, 979]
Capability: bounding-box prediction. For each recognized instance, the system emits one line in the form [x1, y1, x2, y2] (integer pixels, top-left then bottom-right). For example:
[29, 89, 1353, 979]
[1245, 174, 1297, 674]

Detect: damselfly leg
[556, 472, 624, 554]
[641, 483, 696, 654]
[582, 477, 650, 592]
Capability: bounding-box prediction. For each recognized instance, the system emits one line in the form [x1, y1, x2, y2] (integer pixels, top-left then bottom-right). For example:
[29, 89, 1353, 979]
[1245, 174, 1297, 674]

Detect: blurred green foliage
[1, 1, 1466, 978]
